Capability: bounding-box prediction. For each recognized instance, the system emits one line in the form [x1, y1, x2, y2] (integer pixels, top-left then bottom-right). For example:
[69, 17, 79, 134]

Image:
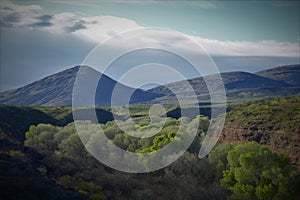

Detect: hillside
[0, 66, 79, 106]
[220, 95, 300, 169]
[0, 152, 85, 200]
[256, 64, 300, 86]
[148, 71, 288, 96]
[0, 105, 120, 142]
[1, 64, 300, 106]
[1, 97, 299, 170]
[0, 105, 63, 142]
[0, 66, 161, 106]
[0, 96, 300, 199]
[0, 106, 88, 200]
[147, 70, 297, 104]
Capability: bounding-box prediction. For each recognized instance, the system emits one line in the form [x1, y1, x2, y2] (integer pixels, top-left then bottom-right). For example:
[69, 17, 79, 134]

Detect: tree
[220, 142, 300, 200]
[208, 142, 235, 179]
[24, 124, 59, 155]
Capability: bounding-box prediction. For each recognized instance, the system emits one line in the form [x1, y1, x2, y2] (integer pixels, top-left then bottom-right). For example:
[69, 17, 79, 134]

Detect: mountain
[1, 64, 299, 106]
[148, 71, 288, 96]
[0, 66, 161, 106]
[256, 64, 300, 86]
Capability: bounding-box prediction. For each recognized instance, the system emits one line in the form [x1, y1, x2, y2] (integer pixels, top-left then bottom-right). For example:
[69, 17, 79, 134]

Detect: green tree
[209, 142, 235, 179]
[24, 124, 59, 155]
[221, 142, 299, 200]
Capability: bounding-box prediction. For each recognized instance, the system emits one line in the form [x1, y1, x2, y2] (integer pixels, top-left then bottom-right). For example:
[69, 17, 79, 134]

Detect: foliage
[208, 142, 236, 179]
[226, 96, 300, 133]
[22, 114, 227, 199]
[2, 97, 300, 200]
[224, 95, 300, 169]
[220, 142, 300, 200]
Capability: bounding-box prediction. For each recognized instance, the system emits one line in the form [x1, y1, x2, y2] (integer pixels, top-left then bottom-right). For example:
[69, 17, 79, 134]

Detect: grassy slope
[220, 95, 300, 168]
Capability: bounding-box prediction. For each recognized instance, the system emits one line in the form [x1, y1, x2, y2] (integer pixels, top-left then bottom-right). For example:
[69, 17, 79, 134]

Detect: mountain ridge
[256, 64, 300, 86]
[0, 64, 299, 106]
[148, 71, 289, 96]
[0, 66, 161, 106]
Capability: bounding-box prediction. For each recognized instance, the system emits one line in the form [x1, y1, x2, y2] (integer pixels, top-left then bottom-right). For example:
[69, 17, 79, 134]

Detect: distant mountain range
[149, 64, 300, 104]
[0, 64, 299, 106]
[148, 71, 288, 96]
[256, 65, 300, 86]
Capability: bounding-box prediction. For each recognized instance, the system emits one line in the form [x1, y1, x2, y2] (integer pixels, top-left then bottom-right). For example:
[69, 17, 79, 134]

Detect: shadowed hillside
[149, 71, 288, 96]
[256, 64, 300, 86]
[0, 66, 161, 106]
[1, 65, 300, 106]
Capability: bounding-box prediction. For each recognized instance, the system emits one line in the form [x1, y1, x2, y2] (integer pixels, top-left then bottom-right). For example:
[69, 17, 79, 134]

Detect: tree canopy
[219, 142, 300, 200]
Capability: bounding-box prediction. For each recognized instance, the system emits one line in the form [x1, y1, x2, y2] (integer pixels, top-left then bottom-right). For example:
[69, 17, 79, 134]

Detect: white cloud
[1, 0, 299, 58]
[42, 12, 76, 33]
[72, 16, 141, 42]
[1, 0, 41, 12]
[0, 0, 42, 27]
[191, 37, 300, 57]
[73, 26, 299, 58]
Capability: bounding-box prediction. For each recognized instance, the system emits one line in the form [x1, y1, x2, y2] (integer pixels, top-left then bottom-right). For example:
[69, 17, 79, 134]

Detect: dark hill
[256, 64, 300, 86]
[0, 105, 118, 141]
[148, 71, 288, 96]
[0, 105, 63, 141]
[1, 64, 299, 106]
[0, 66, 161, 106]
[0, 66, 80, 106]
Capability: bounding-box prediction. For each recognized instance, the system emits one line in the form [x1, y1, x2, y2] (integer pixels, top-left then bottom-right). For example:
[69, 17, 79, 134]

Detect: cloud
[1, 0, 299, 58]
[71, 16, 141, 41]
[190, 37, 300, 57]
[0, 0, 42, 27]
[65, 20, 86, 32]
[41, 12, 77, 33]
[36, 14, 53, 21]
[72, 26, 299, 58]
[30, 14, 53, 28]
[31, 21, 53, 28]
[3, 13, 20, 23]
[1, 13, 20, 27]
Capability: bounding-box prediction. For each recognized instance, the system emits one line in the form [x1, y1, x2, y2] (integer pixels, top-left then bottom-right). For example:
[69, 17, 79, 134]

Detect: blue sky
[0, 0, 299, 91]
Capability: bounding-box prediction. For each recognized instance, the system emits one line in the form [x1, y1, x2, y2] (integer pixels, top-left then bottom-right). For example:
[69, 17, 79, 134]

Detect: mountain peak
[62, 65, 97, 74]
[0, 65, 161, 106]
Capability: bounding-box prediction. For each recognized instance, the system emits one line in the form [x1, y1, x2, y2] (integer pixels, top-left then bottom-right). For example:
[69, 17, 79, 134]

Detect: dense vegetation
[22, 116, 214, 200]
[223, 95, 300, 169]
[214, 143, 299, 200]
[21, 120, 300, 200]
[1, 95, 300, 199]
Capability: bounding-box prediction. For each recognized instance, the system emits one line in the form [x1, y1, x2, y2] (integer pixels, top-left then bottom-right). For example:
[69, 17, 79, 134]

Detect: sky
[0, 0, 299, 91]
